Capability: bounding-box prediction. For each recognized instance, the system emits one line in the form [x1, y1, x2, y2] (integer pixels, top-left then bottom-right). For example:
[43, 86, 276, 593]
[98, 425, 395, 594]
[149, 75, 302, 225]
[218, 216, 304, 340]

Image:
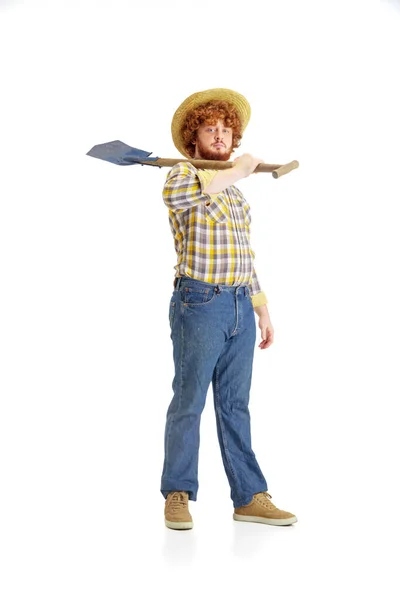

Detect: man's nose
[214, 128, 224, 140]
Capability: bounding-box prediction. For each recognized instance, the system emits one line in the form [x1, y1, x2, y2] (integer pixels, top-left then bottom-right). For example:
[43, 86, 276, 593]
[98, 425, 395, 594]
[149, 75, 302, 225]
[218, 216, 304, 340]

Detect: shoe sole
[165, 519, 193, 530]
[233, 514, 297, 526]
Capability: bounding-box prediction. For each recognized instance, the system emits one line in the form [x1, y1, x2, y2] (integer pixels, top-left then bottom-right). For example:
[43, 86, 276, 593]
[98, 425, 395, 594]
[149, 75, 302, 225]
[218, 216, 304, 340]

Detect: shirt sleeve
[248, 267, 268, 308]
[163, 162, 218, 213]
[248, 251, 268, 308]
[232, 185, 267, 307]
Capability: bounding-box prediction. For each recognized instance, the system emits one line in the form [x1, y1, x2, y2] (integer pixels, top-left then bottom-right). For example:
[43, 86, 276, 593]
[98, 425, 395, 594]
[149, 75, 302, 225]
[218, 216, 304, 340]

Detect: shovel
[86, 140, 299, 179]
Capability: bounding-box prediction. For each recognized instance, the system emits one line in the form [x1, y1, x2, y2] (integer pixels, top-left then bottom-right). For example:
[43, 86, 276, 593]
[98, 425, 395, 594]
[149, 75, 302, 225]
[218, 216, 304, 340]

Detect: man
[160, 88, 297, 530]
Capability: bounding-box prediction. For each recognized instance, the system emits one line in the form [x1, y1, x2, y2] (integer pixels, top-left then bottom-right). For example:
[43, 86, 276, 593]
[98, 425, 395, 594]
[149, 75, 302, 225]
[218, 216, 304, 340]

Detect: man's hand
[233, 154, 264, 178]
[254, 304, 274, 350]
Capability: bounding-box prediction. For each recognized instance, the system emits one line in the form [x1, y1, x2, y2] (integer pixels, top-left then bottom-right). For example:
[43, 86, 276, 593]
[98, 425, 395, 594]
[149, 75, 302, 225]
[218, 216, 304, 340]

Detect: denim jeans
[160, 276, 268, 508]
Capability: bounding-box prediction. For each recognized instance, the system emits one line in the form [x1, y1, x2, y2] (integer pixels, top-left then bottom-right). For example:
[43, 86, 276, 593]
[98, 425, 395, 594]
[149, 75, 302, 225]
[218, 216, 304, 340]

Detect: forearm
[203, 165, 246, 194]
[254, 303, 269, 317]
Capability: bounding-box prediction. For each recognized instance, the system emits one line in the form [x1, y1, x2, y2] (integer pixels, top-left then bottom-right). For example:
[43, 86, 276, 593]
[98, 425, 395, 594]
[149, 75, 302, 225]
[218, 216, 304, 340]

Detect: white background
[1, 0, 399, 598]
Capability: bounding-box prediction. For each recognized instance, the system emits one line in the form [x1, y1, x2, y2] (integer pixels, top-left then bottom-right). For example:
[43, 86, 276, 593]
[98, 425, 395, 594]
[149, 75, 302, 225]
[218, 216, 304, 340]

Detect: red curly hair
[181, 100, 243, 158]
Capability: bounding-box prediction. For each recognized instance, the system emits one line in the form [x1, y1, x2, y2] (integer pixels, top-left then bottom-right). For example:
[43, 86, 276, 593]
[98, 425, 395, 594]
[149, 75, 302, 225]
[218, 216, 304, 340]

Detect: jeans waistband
[174, 276, 249, 296]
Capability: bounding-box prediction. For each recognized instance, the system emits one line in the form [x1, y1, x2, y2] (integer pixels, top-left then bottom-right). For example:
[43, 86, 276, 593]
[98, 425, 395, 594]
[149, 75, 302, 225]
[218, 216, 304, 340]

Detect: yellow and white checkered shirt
[163, 162, 267, 308]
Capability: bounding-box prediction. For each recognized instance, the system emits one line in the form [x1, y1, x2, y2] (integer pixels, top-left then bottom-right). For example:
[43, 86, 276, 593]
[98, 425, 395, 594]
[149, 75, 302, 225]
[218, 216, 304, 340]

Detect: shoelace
[167, 492, 187, 512]
[256, 492, 276, 508]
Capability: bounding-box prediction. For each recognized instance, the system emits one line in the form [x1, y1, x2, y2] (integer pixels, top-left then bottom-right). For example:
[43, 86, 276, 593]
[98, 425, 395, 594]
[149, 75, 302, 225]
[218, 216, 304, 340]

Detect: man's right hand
[232, 154, 264, 178]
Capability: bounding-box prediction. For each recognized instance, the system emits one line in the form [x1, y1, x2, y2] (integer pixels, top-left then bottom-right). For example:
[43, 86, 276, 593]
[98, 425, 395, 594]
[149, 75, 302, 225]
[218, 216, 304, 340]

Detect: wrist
[254, 303, 269, 317]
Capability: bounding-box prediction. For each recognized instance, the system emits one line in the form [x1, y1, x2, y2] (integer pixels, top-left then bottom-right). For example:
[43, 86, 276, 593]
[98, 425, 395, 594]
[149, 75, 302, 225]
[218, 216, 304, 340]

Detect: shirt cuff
[251, 291, 268, 308]
[197, 169, 218, 194]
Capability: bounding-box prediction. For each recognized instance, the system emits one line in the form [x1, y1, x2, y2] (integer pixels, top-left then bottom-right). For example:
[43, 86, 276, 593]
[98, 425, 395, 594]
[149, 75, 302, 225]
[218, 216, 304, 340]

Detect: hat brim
[171, 88, 251, 158]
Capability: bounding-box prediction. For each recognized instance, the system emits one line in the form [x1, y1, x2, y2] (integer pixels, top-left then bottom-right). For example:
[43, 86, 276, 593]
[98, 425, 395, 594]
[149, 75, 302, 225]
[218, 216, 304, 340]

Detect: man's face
[193, 119, 233, 161]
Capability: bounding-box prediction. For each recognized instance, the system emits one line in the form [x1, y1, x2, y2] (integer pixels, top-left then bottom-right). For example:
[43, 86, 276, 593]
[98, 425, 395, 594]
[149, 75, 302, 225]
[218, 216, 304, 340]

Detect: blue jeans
[160, 276, 268, 508]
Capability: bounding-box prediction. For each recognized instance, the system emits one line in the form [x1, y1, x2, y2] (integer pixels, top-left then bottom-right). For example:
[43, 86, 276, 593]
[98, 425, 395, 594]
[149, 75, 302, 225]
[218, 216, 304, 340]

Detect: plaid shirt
[163, 162, 267, 308]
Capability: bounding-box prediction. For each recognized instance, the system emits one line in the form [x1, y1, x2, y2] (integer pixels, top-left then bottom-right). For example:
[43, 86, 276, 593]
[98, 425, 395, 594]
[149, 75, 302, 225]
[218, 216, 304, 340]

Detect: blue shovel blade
[86, 140, 159, 166]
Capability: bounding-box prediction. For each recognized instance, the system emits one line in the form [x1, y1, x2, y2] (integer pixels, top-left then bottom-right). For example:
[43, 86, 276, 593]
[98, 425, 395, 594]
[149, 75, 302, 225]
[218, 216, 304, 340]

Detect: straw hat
[171, 88, 251, 158]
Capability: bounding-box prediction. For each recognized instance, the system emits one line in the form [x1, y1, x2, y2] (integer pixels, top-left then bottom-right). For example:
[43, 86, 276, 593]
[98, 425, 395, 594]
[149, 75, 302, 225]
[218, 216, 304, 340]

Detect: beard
[195, 138, 233, 162]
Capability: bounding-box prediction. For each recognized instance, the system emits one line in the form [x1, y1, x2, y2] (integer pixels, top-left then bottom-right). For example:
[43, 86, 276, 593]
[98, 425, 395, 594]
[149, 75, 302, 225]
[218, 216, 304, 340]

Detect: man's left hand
[254, 306, 274, 349]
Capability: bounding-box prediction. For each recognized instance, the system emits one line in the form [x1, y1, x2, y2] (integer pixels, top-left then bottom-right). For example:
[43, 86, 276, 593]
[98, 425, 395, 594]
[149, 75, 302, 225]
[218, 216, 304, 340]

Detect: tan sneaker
[233, 492, 297, 526]
[164, 491, 193, 530]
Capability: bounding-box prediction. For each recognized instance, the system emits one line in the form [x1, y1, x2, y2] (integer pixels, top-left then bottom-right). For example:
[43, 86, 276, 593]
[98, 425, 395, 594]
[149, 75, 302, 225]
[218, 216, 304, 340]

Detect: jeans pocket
[182, 286, 217, 306]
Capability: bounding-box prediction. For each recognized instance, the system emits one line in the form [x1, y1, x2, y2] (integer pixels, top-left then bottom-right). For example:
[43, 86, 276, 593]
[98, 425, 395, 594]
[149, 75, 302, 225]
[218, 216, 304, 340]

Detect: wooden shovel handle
[271, 160, 299, 178]
[143, 157, 299, 177]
